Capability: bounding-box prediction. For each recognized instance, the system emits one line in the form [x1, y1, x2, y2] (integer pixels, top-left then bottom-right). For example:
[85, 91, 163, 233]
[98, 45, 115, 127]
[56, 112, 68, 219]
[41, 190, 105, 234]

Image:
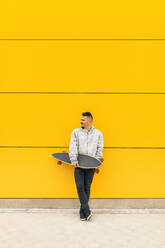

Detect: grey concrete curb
[1, 199, 165, 209]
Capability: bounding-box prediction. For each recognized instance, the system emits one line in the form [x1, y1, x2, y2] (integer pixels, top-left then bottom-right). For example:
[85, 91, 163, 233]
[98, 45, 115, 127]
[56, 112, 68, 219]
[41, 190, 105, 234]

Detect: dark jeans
[74, 167, 95, 216]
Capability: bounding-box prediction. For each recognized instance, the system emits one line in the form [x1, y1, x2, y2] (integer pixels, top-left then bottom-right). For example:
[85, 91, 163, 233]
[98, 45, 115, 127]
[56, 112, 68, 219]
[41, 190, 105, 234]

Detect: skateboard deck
[52, 152, 102, 169]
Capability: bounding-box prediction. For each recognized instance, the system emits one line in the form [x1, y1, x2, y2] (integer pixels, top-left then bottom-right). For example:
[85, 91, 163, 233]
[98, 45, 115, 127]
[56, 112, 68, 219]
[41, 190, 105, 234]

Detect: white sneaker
[86, 211, 92, 221]
[80, 217, 86, 221]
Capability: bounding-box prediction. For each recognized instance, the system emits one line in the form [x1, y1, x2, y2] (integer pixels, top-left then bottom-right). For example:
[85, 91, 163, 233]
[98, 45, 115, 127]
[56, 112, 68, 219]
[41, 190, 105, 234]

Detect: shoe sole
[80, 218, 86, 221]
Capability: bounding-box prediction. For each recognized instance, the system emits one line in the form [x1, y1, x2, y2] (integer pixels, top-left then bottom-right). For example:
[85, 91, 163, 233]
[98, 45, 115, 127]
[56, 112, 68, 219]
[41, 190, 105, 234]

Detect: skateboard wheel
[57, 160, 62, 165]
[95, 168, 100, 174]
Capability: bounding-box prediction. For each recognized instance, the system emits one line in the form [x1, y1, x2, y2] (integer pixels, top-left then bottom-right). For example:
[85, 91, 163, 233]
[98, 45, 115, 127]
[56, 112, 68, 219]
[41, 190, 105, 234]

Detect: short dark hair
[82, 112, 93, 120]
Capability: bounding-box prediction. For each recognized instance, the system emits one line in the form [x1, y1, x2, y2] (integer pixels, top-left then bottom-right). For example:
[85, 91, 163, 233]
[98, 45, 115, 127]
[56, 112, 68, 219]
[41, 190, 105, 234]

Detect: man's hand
[72, 163, 80, 168]
[98, 157, 104, 163]
[95, 158, 104, 174]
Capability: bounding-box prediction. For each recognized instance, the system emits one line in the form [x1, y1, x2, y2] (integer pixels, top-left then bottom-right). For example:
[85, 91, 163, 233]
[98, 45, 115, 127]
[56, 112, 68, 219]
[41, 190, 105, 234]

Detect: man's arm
[69, 130, 78, 164]
[95, 132, 104, 159]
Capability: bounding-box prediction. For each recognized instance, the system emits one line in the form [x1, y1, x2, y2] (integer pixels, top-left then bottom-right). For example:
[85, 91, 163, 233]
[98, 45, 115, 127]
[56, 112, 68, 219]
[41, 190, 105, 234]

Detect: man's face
[80, 116, 92, 128]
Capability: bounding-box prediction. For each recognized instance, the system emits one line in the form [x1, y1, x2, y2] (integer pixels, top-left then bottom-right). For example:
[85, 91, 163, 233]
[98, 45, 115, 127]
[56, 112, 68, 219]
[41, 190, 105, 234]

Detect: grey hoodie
[69, 125, 104, 164]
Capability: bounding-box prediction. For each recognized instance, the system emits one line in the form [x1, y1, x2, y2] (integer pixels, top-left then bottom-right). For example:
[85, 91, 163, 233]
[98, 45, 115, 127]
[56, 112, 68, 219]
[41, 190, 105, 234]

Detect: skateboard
[52, 152, 102, 169]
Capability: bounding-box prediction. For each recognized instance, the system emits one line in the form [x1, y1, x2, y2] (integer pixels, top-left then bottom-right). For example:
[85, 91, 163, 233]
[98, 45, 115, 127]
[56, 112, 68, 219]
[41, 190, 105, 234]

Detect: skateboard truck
[57, 150, 67, 165]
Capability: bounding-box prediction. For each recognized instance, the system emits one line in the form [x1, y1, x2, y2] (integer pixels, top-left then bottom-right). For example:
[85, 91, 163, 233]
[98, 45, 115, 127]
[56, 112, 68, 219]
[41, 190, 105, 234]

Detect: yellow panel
[0, 148, 164, 198]
[1, 40, 164, 92]
[0, 0, 164, 38]
[0, 94, 163, 146]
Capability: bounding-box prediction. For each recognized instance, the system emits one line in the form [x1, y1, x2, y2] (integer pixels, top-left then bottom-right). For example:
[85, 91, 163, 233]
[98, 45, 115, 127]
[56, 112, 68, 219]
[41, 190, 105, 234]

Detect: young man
[69, 112, 104, 221]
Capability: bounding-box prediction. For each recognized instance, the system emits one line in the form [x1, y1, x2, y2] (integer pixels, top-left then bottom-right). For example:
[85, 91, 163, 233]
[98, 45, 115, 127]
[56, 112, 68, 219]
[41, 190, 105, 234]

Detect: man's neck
[85, 125, 92, 131]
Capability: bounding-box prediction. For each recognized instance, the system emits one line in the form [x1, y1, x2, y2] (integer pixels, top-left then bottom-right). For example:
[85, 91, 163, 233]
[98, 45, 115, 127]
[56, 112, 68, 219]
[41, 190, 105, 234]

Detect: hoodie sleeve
[95, 131, 104, 159]
[69, 129, 78, 164]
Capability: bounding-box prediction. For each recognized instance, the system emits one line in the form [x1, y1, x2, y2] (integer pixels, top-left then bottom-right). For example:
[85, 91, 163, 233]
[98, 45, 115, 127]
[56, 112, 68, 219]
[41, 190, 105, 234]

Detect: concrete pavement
[0, 209, 165, 248]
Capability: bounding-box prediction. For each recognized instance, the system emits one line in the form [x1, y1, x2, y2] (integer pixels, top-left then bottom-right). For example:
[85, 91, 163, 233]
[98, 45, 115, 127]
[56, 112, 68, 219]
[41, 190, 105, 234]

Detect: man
[69, 112, 104, 221]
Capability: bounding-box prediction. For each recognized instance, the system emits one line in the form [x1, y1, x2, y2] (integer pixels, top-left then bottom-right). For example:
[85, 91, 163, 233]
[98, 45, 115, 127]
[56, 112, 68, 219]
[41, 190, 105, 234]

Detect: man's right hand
[72, 163, 80, 168]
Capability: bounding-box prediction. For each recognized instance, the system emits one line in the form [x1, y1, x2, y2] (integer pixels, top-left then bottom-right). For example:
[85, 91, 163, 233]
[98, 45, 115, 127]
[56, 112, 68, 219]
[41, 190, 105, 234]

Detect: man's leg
[84, 168, 95, 211]
[74, 167, 90, 216]
[79, 169, 95, 216]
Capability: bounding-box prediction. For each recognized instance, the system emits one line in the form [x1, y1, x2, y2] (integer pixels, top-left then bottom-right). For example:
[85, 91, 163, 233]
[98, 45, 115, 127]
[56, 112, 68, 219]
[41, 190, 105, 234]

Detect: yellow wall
[0, 0, 164, 198]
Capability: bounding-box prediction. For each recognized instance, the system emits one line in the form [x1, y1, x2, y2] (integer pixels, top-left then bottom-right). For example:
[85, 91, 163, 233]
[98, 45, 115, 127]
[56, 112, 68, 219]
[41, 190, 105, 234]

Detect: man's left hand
[98, 157, 104, 163]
